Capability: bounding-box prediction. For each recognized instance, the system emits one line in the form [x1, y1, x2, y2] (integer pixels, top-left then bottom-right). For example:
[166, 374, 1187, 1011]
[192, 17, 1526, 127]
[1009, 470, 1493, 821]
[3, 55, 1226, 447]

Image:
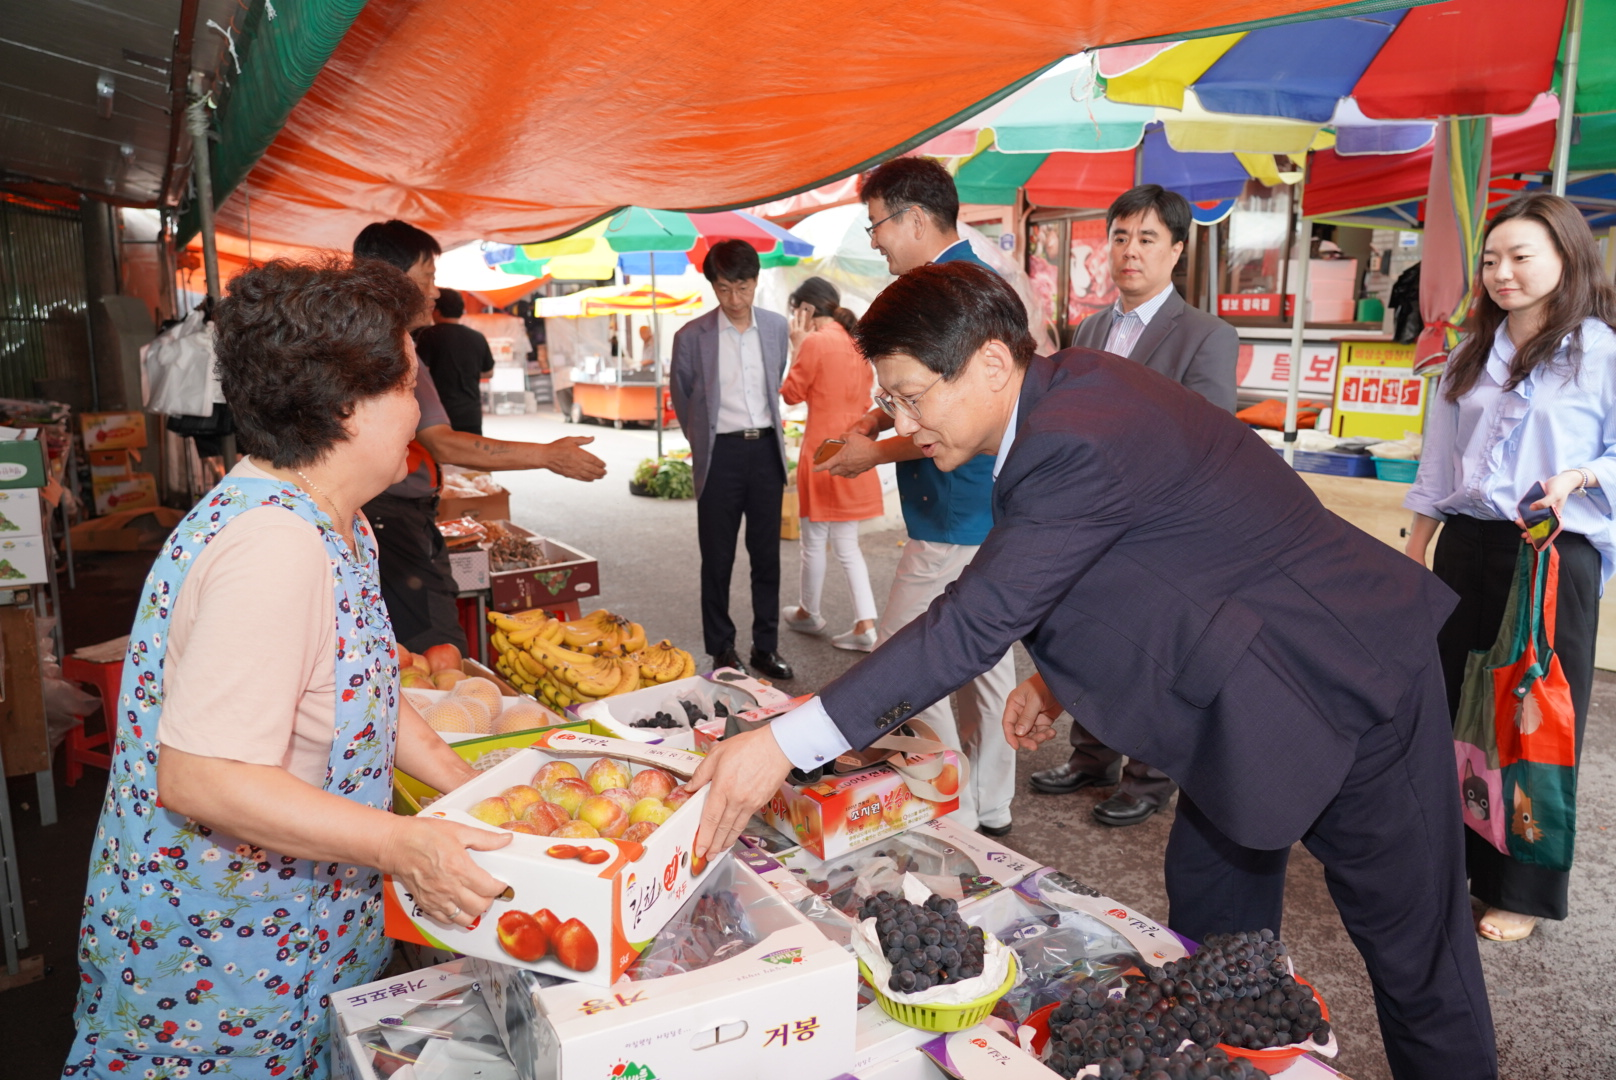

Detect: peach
[468, 796, 513, 826]
[501, 785, 544, 818]
[411, 653, 432, 675]
[424, 643, 463, 674]
[598, 788, 637, 815]
[576, 795, 629, 838]
[453, 676, 504, 715]
[550, 819, 600, 839]
[496, 910, 548, 962]
[629, 798, 672, 826]
[932, 763, 960, 797]
[628, 767, 676, 802]
[532, 761, 582, 789]
[622, 821, 659, 843]
[551, 917, 599, 971]
[663, 788, 693, 812]
[543, 778, 593, 817]
[584, 757, 632, 794]
[401, 669, 436, 690]
[433, 669, 469, 691]
[494, 697, 551, 734]
[501, 821, 544, 835]
[524, 801, 570, 834]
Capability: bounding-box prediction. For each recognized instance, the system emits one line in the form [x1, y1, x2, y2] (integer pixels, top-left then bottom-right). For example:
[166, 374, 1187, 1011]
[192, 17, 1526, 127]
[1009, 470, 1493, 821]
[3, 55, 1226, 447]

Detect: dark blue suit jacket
[820, 349, 1458, 849]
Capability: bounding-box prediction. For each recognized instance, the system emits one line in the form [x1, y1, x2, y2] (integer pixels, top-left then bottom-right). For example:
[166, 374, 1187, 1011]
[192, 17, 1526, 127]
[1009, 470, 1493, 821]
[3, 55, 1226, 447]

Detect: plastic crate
[1373, 458, 1420, 483]
[1274, 446, 1378, 478]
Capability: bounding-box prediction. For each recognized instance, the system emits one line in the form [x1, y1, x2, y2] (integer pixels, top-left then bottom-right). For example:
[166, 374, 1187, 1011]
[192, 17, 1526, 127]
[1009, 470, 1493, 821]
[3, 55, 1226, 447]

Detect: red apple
[423, 643, 463, 674]
[628, 767, 676, 802]
[496, 910, 548, 962]
[551, 918, 599, 971]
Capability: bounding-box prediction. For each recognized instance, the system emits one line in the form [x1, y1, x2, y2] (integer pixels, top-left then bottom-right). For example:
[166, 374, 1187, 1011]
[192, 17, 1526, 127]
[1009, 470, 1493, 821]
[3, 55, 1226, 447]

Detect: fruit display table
[570, 374, 674, 428]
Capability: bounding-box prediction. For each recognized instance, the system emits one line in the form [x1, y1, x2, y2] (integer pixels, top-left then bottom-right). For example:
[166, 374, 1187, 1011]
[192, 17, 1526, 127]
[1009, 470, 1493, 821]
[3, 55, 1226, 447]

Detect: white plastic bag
[143, 308, 223, 417]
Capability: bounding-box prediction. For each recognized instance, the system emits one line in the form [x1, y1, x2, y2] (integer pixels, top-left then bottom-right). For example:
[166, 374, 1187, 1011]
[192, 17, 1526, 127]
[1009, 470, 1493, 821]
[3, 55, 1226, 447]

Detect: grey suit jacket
[669, 307, 791, 497]
[1073, 289, 1239, 412]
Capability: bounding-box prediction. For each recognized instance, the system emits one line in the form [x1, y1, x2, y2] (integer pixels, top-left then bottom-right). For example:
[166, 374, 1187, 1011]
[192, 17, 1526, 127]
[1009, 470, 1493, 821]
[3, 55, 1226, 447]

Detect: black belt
[716, 428, 773, 440]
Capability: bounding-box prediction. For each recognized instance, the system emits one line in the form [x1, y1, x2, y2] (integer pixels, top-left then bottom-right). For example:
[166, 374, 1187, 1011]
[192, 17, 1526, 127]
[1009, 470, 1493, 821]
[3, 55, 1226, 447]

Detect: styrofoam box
[0, 489, 43, 537]
[476, 858, 857, 1080]
[572, 668, 796, 751]
[383, 730, 717, 986]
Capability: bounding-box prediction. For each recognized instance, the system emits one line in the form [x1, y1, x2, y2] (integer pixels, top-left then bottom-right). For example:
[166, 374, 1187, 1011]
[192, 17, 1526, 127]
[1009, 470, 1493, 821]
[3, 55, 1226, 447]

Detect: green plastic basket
[858, 953, 1018, 1032]
[1373, 458, 1419, 483]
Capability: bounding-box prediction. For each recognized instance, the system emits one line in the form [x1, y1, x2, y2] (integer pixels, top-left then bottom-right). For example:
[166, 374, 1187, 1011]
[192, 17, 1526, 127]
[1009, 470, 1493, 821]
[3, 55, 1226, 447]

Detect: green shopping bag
[1452, 543, 1577, 872]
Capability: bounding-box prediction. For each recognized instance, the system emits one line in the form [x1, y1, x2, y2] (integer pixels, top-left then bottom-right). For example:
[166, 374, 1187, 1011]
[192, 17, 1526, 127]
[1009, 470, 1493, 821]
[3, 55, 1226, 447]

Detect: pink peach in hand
[576, 795, 629, 838]
[584, 757, 633, 794]
[532, 761, 582, 789]
[542, 778, 593, 817]
[629, 798, 672, 826]
[628, 767, 676, 801]
[468, 796, 514, 826]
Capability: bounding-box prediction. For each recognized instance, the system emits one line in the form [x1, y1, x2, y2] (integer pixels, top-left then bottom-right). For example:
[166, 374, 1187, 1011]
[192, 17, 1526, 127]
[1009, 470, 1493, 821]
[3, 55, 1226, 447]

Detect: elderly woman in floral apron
[64, 258, 513, 1079]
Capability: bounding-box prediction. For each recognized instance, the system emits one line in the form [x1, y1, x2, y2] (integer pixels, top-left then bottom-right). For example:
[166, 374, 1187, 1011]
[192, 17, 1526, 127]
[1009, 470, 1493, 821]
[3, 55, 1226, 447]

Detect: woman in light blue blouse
[1405, 192, 1616, 942]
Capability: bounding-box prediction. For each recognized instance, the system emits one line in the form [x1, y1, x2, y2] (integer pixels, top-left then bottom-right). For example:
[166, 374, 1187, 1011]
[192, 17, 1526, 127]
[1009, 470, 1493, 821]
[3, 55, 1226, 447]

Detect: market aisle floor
[10, 410, 1613, 1078]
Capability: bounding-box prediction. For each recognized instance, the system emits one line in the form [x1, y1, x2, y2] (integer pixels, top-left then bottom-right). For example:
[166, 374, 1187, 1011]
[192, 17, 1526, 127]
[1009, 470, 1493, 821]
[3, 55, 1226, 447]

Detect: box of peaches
[396, 641, 567, 742]
[383, 729, 719, 987]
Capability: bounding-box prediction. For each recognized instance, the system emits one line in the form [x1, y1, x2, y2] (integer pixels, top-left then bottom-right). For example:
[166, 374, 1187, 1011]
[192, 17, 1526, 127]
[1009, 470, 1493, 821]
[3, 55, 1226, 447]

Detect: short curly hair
[215, 257, 425, 468]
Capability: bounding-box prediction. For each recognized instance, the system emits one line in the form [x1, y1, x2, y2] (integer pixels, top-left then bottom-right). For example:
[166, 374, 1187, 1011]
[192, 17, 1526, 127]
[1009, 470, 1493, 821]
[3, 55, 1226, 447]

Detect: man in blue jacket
[692, 262, 1496, 1080]
[815, 156, 1019, 837]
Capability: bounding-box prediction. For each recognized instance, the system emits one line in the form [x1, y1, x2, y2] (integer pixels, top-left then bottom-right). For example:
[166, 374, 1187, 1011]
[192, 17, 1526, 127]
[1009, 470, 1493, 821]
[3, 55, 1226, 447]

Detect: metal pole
[1552, 0, 1585, 196]
[185, 75, 220, 303]
[1284, 181, 1310, 467]
[651, 253, 663, 459]
[1206, 220, 1219, 315]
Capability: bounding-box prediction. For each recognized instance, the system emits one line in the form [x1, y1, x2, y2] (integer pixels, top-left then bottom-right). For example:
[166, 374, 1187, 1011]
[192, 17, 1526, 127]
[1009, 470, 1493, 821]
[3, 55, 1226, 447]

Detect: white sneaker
[831, 627, 877, 652]
[784, 607, 827, 635]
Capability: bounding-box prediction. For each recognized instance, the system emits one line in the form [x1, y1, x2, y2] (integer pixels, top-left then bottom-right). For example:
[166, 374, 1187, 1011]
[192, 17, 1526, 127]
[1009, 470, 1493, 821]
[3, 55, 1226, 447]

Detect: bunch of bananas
[487, 608, 695, 712]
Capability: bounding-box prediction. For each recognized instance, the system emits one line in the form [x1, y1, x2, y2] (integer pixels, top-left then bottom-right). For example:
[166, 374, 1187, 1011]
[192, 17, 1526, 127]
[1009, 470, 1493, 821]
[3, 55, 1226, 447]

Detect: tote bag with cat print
[1453, 543, 1578, 872]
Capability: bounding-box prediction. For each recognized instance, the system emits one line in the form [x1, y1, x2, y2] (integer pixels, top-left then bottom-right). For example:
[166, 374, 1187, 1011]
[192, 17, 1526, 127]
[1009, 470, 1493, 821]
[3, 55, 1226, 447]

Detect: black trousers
[697, 431, 785, 656]
[1066, 722, 1178, 804]
[1164, 652, 1497, 1080]
[363, 492, 469, 654]
[1433, 514, 1599, 921]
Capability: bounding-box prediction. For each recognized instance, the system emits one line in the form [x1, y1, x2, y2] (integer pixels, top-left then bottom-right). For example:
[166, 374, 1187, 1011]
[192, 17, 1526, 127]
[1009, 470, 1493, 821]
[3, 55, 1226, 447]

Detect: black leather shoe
[748, 649, 794, 680]
[977, 822, 1013, 838]
[1028, 762, 1117, 795]
[1092, 791, 1162, 827]
[711, 648, 745, 673]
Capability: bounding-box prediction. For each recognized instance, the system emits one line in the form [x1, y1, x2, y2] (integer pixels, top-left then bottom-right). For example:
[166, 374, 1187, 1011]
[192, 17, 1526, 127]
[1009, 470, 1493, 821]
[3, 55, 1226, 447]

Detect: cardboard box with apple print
[383, 730, 717, 986]
[758, 750, 962, 860]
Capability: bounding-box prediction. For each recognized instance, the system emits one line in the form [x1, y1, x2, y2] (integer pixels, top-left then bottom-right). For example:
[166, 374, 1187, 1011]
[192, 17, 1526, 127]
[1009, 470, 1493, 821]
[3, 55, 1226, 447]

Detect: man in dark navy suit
[689, 262, 1497, 1080]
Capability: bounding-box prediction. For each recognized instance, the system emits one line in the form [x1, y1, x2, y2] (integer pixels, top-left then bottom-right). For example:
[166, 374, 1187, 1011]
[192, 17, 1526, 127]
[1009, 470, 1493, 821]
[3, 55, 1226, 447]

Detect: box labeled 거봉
[383, 729, 717, 986]
[760, 751, 962, 860]
[476, 857, 857, 1080]
[0, 490, 43, 537]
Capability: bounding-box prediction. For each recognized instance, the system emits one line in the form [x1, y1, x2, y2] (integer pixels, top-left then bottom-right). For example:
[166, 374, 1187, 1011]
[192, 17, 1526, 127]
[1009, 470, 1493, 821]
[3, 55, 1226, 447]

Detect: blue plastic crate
[1274, 446, 1379, 478]
[1373, 458, 1420, 483]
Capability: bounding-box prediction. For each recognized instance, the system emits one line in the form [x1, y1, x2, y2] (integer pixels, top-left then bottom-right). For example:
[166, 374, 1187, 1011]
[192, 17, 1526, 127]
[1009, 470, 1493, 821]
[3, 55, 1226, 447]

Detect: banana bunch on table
[488, 608, 696, 711]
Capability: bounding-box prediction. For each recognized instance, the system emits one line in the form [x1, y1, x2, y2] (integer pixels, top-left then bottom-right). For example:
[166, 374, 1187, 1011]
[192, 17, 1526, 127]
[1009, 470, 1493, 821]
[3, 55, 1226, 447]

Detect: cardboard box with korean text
[92, 473, 158, 515]
[759, 751, 962, 860]
[383, 730, 716, 986]
[921, 1025, 1061, 1079]
[391, 721, 589, 816]
[1013, 868, 1191, 968]
[0, 489, 43, 537]
[331, 960, 516, 1080]
[437, 466, 513, 522]
[575, 669, 798, 751]
[80, 411, 148, 450]
[476, 857, 856, 1080]
[0, 534, 49, 585]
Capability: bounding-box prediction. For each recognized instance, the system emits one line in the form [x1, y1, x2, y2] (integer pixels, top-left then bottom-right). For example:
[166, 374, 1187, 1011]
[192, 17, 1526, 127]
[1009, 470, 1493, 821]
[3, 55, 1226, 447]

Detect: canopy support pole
[1284, 179, 1310, 466]
[187, 72, 233, 468]
[1553, 0, 1585, 196]
[652, 253, 663, 459]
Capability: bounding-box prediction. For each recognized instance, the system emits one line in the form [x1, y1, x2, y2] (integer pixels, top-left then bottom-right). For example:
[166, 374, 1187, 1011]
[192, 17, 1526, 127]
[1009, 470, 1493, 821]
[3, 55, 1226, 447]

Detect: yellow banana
[490, 629, 511, 654]
[620, 622, 647, 654]
[506, 619, 556, 647]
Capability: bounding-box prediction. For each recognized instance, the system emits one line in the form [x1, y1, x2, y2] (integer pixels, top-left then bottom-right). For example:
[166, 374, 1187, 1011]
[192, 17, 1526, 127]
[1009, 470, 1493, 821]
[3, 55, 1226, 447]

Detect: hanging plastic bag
[143, 307, 223, 418]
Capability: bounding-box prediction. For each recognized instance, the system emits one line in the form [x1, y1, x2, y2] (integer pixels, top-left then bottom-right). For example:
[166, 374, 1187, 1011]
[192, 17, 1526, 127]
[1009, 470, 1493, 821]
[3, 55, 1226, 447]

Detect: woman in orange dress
[780, 278, 885, 650]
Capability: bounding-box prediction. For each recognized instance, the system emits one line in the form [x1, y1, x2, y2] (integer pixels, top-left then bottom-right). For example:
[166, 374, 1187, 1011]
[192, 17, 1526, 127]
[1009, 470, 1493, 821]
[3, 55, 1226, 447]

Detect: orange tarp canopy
[213, 0, 1370, 250]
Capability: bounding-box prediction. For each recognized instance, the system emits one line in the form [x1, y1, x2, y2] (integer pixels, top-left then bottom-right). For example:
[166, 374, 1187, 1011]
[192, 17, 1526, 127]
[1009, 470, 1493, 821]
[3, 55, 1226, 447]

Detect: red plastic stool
[61, 655, 123, 786]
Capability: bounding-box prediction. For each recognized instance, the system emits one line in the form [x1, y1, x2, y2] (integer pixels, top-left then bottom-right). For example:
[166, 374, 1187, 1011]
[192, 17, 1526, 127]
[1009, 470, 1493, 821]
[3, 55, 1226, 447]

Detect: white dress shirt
[771, 393, 1024, 771]
[714, 309, 772, 433]
[1104, 284, 1175, 359]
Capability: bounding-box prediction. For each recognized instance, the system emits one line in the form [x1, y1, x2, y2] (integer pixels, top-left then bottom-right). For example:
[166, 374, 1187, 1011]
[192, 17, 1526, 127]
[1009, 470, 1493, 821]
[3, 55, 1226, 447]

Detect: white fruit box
[475, 857, 857, 1080]
[384, 730, 718, 986]
[571, 669, 796, 751]
[920, 1025, 1061, 1079]
[331, 959, 516, 1080]
[1012, 867, 1191, 967]
[854, 1000, 941, 1076]
[858, 1048, 948, 1080]
[0, 489, 43, 537]
[0, 533, 49, 585]
[402, 659, 562, 745]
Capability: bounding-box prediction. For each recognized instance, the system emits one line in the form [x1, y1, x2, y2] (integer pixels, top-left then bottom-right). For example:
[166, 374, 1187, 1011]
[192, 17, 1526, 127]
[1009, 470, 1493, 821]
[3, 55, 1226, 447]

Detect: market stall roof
[199, 0, 1427, 250]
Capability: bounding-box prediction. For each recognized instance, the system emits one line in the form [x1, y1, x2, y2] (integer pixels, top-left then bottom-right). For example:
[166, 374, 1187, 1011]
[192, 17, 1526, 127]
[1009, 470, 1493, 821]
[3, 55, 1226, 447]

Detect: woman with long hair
[1405, 191, 1616, 941]
[780, 277, 885, 651]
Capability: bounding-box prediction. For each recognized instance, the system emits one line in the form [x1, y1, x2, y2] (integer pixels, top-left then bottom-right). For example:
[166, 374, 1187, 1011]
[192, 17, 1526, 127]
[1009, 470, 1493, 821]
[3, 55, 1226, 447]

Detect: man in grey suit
[1030, 185, 1239, 827]
[670, 240, 795, 680]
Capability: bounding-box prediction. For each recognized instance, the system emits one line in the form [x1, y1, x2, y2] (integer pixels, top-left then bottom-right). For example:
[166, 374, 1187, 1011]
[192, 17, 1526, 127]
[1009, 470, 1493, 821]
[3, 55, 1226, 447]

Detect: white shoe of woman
[784, 607, 827, 635]
[831, 627, 877, 652]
